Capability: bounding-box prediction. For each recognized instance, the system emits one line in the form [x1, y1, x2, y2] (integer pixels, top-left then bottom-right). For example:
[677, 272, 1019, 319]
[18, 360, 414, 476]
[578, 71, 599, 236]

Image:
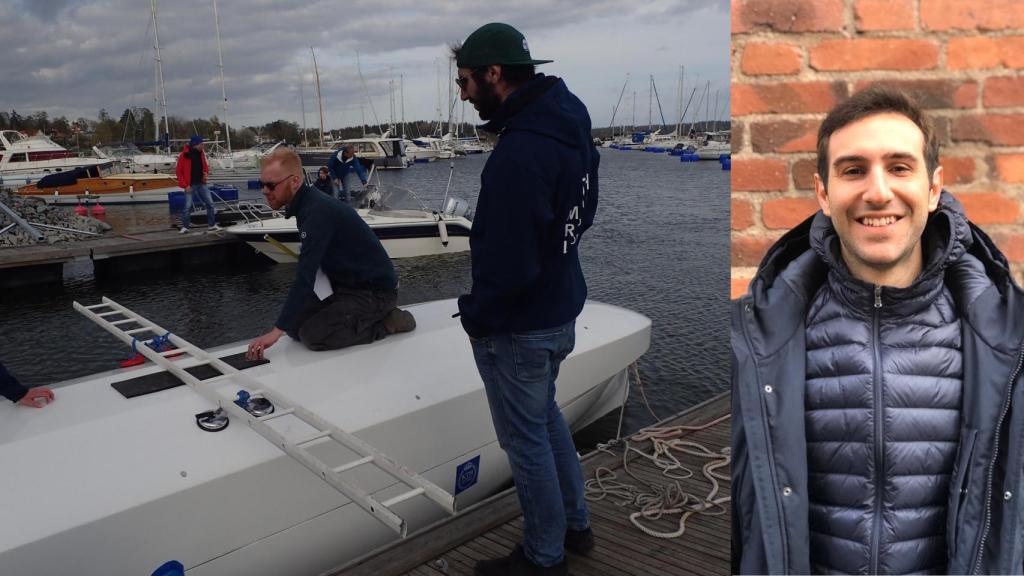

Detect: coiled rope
[584, 362, 731, 539]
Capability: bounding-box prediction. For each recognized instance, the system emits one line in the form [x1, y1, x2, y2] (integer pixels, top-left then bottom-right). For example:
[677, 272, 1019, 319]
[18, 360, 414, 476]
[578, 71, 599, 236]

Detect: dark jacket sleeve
[457, 149, 553, 337]
[275, 213, 334, 332]
[327, 151, 343, 181]
[732, 352, 747, 574]
[579, 147, 599, 235]
[0, 362, 28, 403]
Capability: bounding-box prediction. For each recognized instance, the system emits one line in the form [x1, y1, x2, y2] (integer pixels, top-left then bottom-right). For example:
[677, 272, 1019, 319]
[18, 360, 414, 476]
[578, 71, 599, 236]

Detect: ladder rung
[125, 327, 154, 335]
[257, 407, 294, 421]
[381, 487, 425, 508]
[332, 455, 374, 474]
[85, 303, 112, 310]
[200, 374, 234, 386]
[110, 318, 139, 326]
[97, 311, 124, 318]
[293, 430, 331, 446]
[159, 348, 188, 357]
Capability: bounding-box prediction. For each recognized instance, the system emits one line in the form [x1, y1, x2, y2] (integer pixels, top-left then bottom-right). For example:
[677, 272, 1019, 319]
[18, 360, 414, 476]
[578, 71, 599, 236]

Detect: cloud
[1, 0, 729, 130]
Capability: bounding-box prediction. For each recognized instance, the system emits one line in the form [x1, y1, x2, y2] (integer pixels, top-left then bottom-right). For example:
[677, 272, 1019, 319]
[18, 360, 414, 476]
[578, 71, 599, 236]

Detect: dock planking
[331, 392, 731, 576]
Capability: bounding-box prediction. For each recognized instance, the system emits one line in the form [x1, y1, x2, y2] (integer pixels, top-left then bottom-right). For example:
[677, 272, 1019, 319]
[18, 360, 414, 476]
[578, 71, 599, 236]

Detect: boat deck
[330, 392, 730, 576]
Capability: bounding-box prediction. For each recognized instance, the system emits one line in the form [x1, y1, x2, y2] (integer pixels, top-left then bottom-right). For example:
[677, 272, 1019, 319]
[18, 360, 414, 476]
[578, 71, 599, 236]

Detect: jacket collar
[284, 182, 311, 220]
[480, 74, 560, 134]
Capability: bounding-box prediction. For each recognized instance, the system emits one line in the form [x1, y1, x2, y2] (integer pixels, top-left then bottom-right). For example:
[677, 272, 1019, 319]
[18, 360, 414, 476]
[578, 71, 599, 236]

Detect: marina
[1, 3, 730, 573]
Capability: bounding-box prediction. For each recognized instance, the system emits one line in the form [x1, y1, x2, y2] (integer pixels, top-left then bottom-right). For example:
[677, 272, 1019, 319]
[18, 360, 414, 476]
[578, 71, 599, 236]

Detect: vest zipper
[870, 284, 884, 574]
[971, 341, 1024, 573]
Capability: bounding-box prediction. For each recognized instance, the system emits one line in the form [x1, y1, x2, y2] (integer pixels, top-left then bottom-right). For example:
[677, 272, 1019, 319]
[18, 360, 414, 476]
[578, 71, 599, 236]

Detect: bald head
[260, 148, 304, 210]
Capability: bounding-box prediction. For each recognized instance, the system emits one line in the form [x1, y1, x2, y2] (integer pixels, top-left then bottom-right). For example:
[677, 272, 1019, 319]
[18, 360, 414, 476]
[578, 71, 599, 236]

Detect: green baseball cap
[456, 23, 553, 69]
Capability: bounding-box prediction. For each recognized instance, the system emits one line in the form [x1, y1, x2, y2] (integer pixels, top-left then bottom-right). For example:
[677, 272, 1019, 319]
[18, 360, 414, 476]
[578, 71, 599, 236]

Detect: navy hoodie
[0, 362, 27, 403]
[276, 183, 397, 333]
[457, 74, 599, 338]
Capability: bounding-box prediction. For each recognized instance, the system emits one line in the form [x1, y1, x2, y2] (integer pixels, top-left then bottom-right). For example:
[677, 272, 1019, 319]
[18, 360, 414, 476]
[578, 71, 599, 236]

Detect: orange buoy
[91, 201, 106, 220]
[74, 202, 87, 216]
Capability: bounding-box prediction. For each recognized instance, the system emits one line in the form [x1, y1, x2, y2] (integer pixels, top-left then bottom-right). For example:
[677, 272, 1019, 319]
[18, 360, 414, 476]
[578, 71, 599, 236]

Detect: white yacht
[0, 297, 650, 576]
[0, 130, 117, 185]
[93, 143, 178, 173]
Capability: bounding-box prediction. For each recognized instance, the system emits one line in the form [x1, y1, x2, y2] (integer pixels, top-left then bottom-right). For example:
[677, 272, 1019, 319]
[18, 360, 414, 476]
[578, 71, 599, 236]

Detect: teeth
[861, 216, 897, 227]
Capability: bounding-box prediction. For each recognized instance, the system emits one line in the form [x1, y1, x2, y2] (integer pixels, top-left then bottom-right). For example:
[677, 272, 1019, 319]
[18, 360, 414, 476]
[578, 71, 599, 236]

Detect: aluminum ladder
[74, 296, 456, 537]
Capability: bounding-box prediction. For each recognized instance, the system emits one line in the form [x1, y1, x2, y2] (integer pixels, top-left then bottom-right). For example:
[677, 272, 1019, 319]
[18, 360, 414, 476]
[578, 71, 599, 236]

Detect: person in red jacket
[175, 135, 219, 233]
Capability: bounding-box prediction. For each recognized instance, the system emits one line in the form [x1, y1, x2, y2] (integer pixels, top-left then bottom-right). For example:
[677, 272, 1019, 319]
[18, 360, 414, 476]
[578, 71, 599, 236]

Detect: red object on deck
[91, 202, 106, 219]
[119, 353, 146, 368]
[74, 203, 87, 216]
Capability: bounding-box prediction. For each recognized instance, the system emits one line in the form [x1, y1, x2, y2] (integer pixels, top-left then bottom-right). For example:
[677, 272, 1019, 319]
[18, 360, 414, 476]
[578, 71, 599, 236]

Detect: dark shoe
[383, 308, 416, 334]
[473, 545, 567, 576]
[565, 527, 594, 556]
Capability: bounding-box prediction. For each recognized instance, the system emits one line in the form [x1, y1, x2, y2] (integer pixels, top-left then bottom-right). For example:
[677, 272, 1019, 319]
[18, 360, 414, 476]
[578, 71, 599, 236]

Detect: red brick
[792, 158, 818, 190]
[853, 80, 976, 109]
[732, 199, 755, 231]
[855, 0, 915, 31]
[741, 43, 802, 76]
[731, 275, 753, 299]
[733, 82, 846, 116]
[995, 155, 1024, 184]
[732, 123, 746, 155]
[750, 119, 820, 154]
[732, 158, 789, 191]
[732, 0, 845, 33]
[984, 77, 1024, 108]
[732, 235, 776, 267]
[992, 232, 1024, 263]
[948, 37, 1024, 70]
[959, 192, 1020, 224]
[922, 0, 1024, 31]
[810, 39, 939, 71]
[953, 115, 1024, 146]
[940, 156, 975, 185]
[762, 197, 820, 229]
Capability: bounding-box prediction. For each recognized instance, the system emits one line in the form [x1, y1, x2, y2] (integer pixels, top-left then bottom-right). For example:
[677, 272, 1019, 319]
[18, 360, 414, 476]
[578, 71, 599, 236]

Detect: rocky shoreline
[0, 189, 112, 247]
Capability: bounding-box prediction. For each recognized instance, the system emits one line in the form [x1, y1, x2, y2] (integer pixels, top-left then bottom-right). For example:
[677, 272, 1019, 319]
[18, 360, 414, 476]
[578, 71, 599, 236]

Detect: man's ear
[928, 165, 943, 212]
[814, 173, 831, 216]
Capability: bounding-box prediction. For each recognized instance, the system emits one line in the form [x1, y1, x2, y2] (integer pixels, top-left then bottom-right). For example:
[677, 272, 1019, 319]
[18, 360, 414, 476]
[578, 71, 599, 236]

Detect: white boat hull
[228, 214, 473, 262]
[0, 299, 650, 576]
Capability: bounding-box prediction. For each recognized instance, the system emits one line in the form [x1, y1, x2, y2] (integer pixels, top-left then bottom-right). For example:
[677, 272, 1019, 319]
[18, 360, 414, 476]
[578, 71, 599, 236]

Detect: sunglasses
[455, 67, 486, 90]
[259, 175, 294, 192]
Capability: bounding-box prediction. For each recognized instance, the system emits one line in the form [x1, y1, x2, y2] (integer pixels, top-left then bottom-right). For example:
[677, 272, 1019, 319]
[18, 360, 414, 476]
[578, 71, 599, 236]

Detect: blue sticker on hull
[455, 455, 480, 495]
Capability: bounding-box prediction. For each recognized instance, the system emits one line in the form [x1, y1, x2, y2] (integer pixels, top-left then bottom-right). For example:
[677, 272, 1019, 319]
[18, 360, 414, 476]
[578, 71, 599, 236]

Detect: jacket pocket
[947, 427, 978, 557]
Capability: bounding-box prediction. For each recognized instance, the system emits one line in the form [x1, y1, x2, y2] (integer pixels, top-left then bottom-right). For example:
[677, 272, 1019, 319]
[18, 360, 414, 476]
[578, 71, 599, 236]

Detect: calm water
[0, 150, 729, 438]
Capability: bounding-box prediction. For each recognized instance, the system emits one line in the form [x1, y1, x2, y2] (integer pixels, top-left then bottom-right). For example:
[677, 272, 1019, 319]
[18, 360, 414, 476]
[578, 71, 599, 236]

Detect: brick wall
[731, 0, 1024, 298]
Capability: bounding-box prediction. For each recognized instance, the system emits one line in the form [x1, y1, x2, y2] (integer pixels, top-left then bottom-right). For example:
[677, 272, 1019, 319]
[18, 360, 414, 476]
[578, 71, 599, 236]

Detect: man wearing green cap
[454, 22, 599, 576]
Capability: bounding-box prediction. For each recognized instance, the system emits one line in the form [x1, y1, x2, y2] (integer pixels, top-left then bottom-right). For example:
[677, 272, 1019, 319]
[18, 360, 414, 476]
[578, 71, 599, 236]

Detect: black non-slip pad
[111, 352, 270, 399]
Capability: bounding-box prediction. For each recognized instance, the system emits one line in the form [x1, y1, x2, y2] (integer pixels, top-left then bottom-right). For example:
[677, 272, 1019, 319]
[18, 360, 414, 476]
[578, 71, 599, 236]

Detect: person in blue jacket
[327, 144, 368, 203]
[732, 87, 1024, 574]
[453, 23, 599, 576]
[245, 148, 414, 360]
[1, 361, 54, 408]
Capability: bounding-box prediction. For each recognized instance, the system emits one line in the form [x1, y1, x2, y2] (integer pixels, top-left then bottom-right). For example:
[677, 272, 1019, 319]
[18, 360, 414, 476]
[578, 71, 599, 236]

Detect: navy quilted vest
[804, 224, 965, 574]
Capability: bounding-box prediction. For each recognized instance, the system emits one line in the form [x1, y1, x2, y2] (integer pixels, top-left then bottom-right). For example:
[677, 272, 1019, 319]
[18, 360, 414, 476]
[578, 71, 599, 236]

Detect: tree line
[0, 107, 489, 152]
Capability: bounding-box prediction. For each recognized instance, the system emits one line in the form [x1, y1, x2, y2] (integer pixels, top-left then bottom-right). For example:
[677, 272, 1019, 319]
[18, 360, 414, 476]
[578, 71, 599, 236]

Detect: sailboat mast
[212, 0, 232, 162]
[311, 47, 325, 147]
[400, 74, 406, 139]
[151, 0, 170, 152]
[648, 76, 653, 132]
[299, 72, 308, 146]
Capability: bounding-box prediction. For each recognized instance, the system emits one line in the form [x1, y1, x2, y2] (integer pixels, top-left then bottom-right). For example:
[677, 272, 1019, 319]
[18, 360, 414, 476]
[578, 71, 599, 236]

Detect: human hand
[17, 387, 54, 408]
[247, 328, 284, 361]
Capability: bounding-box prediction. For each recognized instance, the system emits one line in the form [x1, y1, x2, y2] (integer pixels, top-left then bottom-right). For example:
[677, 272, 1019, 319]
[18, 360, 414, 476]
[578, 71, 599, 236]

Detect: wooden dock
[331, 392, 731, 576]
[0, 227, 263, 288]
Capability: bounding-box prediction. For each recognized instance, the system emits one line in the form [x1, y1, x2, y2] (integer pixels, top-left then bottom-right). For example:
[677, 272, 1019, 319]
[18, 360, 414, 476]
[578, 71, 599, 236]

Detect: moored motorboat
[226, 192, 473, 263]
[16, 168, 182, 205]
[0, 298, 651, 576]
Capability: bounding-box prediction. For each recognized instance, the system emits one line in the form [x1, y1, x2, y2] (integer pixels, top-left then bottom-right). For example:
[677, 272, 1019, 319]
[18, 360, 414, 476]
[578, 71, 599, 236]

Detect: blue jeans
[470, 320, 589, 567]
[182, 183, 216, 228]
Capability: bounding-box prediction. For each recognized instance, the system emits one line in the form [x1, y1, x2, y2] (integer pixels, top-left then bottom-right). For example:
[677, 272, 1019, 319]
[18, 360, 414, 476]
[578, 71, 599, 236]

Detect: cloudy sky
[1, 0, 728, 134]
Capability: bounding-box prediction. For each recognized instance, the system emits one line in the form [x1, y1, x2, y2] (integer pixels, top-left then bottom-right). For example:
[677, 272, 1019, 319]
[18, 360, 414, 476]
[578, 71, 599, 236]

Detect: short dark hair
[816, 86, 939, 190]
[450, 43, 535, 89]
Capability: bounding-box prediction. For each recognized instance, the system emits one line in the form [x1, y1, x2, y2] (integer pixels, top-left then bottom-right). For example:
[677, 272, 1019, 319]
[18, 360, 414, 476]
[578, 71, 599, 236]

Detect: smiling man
[732, 87, 1024, 574]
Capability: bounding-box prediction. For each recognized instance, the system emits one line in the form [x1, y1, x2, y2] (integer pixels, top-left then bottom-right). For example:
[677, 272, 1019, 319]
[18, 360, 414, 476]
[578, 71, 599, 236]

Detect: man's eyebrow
[832, 152, 919, 167]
